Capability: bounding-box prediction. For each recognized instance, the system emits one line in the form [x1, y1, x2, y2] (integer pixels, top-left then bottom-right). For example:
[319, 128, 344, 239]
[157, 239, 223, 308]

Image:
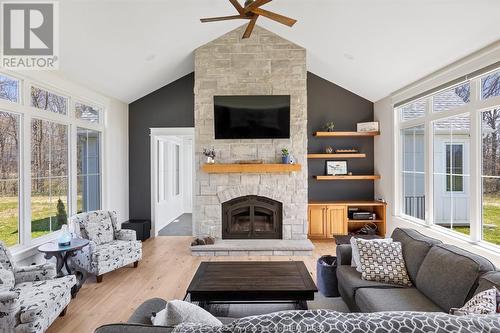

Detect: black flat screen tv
[214, 95, 290, 139]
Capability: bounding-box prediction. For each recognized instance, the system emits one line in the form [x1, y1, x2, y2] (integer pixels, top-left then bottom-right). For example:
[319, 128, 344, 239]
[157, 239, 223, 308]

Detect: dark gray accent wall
[128, 73, 194, 220]
[307, 72, 375, 201]
[128, 71, 374, 218]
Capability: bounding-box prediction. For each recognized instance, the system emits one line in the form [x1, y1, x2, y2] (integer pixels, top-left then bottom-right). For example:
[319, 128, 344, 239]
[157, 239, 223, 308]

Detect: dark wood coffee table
[186, 261, 317, 310]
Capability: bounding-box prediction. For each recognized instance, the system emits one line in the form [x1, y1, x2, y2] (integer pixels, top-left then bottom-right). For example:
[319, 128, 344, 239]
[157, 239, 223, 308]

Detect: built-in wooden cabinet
[308, 205, 347, 239]
[308, 201, 387, 239]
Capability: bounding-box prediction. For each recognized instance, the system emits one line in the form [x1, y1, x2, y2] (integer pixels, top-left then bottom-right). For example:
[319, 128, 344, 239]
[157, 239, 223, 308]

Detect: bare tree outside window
[0, 75, 19, 103]
[482, 70, 500, 100]
[31, 86, 68, 115]
[31, 119, 69, 239]
[0, 112, 20, 246]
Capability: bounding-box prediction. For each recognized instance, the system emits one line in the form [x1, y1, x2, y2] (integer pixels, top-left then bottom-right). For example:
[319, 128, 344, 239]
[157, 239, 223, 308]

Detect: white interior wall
[374, 42, 500, 267]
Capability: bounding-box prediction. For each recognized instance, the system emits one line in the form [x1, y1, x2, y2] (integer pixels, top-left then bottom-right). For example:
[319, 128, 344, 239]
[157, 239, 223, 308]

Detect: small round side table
[38, 238, 89, 298]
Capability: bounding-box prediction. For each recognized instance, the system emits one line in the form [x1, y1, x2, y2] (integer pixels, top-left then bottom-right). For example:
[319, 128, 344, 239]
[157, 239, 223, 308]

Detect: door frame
[150, 127, 195, 236]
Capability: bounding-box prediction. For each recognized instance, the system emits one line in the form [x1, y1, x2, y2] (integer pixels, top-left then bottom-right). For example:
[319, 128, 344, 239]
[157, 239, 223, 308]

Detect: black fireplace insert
[222, 195, 282, 239]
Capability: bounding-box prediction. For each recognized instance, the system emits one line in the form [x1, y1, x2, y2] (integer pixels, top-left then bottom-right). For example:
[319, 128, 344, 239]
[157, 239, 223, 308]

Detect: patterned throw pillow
[356, 238, 412, 287]
[450, 288, 498, 315]
[85, 217, 114, 245]
[351, 237, 393, 273]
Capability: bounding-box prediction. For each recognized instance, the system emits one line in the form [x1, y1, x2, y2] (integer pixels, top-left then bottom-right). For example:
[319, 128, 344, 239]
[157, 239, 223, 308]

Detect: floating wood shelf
[314, 131, 380, 137]
[202, 163, 301, 174]
[314, 175, 381, 181]
[348, 219, 384, 223]
[307, 153, 366, 159]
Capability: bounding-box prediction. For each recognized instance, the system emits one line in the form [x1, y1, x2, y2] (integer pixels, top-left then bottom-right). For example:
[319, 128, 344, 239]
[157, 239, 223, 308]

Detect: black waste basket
[316, 255, 339, 297]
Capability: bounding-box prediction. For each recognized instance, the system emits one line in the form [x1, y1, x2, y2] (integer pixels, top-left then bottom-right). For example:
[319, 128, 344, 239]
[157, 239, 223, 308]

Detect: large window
[31, 119, 69, 239]
[0, 71, 104, 249]
[401, 125, 425, 220]
[0, 112, 20, 246]
[432, 115, 470, 236]
[77, 128, 101, 213]
[396, 65, 500, 247]
[481, 108, 500, 245]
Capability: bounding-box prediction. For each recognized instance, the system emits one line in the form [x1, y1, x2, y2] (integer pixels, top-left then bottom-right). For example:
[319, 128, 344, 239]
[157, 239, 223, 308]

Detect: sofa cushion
[415, 244, 495, 312]
[355, 287, 443, 312]
[337, 265, 402, 311]
[0, 263, 15, 289]
[475, 271, 500, 295]
[391, 228, 442, 284]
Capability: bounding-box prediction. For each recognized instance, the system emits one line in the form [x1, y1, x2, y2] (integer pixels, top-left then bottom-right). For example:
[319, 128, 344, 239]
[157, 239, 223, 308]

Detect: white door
[155, 136, 184, 232]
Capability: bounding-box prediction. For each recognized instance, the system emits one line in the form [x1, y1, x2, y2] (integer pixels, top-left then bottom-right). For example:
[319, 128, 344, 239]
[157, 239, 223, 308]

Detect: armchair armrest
[115, 229, 137, 242]
[14, 262, 56, 284]
[336, 244, 353, 265]
[0, 289, 20, 328]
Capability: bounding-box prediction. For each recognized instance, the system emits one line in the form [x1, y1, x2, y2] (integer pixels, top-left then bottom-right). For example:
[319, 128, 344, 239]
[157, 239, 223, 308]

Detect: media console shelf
[308, 201, 387, 239]
[202, 163, 301, 174]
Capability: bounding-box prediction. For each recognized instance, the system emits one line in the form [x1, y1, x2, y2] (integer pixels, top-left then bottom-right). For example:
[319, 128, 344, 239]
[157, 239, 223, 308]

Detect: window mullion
[70, 124, 77, 216]
[425, 98, 433, 226]
[469, 79, 481, 243]
[21, 113, 32, 246]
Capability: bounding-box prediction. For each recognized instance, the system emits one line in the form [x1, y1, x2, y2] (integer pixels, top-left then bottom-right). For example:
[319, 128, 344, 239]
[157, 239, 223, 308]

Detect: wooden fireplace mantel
[202, 163, 302, 174]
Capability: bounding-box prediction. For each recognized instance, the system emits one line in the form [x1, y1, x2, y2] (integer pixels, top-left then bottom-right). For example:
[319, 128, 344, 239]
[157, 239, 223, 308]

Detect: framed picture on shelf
[326, 160, 348, 175]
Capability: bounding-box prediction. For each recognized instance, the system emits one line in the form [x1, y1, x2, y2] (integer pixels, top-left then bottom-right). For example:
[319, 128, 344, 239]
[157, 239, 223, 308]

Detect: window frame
[0, 70, 105, 251]
[394, 65, 500, 248]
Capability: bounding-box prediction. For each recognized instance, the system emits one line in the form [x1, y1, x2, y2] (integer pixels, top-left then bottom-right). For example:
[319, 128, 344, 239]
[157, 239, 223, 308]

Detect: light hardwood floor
[47, 236, 336, 333]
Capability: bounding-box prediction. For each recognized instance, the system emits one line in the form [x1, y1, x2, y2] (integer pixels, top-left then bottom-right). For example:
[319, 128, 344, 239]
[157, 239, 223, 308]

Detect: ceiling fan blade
[200, 15, 246, 23]
[244, 0, 272, 12]
[242, 15, 259, 39]
[229, 0, 245, 15]
[251, 8, 297, 27]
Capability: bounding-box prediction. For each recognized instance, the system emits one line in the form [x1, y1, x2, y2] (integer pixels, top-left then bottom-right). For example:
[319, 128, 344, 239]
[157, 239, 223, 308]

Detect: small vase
[282, 155, 290, 164]
[58, 225, 72, 247]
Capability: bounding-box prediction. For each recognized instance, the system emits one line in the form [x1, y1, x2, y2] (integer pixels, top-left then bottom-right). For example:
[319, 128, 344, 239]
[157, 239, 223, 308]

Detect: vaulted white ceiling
[60, 0, 500, 103]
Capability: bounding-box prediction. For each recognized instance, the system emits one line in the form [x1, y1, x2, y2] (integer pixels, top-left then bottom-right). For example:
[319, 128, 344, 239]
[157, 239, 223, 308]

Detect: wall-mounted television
[214, 95, 290, 139]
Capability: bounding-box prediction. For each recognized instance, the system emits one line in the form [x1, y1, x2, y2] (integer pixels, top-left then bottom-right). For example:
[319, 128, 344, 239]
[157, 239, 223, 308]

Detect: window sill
[10, 231, 62, 261]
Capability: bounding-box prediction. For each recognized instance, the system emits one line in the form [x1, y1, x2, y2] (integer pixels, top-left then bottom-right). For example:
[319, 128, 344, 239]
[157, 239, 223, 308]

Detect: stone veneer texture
[194, 25, 308, 240]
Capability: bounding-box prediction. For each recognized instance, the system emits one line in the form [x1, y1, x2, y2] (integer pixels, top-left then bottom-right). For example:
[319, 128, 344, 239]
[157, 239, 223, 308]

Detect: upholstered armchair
[69, 210, 142, 283]
[0, 241, 76, 333]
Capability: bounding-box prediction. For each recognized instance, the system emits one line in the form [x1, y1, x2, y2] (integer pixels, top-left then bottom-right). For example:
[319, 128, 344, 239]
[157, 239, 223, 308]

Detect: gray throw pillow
[356, 238, 412, 287]
[351, 237, 393, 272]
[164, 300, 222, 327]
[85, 217, 114, 245]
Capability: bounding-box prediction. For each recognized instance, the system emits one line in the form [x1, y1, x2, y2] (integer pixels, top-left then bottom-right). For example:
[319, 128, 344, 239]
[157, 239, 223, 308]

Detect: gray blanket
[173, 310, 500, 333]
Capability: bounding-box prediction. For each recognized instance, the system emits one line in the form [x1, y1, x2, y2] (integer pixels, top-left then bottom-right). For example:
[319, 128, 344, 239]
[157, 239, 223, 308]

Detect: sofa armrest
[95, 323, 174, 333]
[336, 244, 353, 265]
[14, 262, 57, 283]
[115, 229, 137, 242]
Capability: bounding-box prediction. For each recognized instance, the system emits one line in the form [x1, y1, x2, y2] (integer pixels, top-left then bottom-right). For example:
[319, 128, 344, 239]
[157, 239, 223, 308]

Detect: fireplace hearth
[222, 195, 282, 239]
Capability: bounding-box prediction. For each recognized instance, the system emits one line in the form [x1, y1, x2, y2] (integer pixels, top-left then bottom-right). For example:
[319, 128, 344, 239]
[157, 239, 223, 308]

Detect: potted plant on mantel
[281, 148, 290, 164]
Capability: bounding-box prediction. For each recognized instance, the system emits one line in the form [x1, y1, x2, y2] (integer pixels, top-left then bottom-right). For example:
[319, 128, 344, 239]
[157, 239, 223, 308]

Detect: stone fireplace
[193, 25, 309, 253]
[222, 195, 282, 239]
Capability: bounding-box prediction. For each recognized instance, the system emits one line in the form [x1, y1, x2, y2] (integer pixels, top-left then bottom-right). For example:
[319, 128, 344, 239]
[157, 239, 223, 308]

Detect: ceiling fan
[200, 0, 297, 39]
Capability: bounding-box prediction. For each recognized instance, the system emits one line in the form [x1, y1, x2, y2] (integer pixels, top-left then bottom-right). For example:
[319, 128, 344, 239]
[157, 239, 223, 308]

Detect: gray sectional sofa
[337, 227, 500, 313]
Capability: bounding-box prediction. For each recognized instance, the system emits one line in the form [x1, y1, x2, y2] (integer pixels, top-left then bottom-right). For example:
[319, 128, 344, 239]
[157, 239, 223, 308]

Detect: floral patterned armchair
[0, 241, 76, 333]
[69, 210, 142, 283]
